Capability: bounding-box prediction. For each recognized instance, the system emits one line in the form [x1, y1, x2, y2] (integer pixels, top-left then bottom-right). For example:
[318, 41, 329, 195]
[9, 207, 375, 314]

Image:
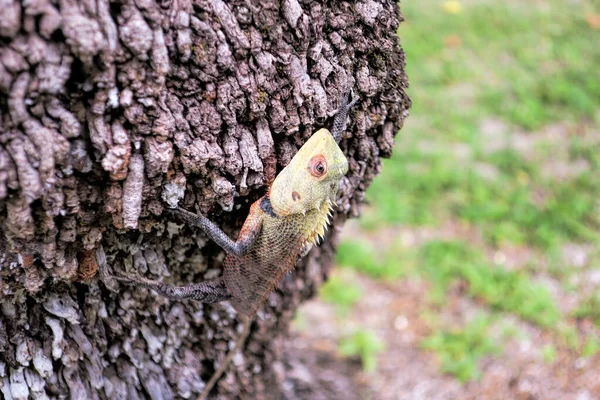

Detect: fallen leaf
[517, 170, 530, 186]
[443, 1, 462, 15]
[444, 34, 463, 48]
[586, 13, 600, 30]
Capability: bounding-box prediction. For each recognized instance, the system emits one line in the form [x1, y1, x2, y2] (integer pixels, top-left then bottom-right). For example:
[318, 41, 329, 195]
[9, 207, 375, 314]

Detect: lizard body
[143, 127, 347, 316]
[112, 94, 357, 318]
[224, 127, 347, 316]
[105, 91, 358, 399]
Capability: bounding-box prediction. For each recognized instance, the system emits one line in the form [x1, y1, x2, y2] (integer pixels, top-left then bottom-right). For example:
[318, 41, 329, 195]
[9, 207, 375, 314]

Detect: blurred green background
[295, 0, 600, 397]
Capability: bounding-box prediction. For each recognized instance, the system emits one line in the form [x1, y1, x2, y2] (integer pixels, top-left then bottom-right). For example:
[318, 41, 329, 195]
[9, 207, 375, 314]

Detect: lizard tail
[197, 318, 253, 400]
[332, 89, 359, 143]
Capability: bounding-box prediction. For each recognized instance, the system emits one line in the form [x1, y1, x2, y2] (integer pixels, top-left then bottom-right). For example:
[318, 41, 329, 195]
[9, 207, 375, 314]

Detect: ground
[290, 1, 600, 398]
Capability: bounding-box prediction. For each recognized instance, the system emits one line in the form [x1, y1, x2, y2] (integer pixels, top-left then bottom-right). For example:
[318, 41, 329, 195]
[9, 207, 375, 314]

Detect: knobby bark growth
[0, 0, 410, 398]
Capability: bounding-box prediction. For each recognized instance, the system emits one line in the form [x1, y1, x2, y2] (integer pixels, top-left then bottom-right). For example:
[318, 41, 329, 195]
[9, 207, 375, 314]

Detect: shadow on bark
[0, 0, 410, 398]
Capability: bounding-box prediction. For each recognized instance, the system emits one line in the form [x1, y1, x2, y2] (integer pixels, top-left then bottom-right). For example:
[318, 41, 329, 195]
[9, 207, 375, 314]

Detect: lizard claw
[338, 88, 359, 111]
[112, 271, 136, 283]
[95, 244, 148, 292]
[112, 270, 151, 286]
[346, 88, 359, 109]
[332, 87, 359, 143]
[96, 246, 119, 292]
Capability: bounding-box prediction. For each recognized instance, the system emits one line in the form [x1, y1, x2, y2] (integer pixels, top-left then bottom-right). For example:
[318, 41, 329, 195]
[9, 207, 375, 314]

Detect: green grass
[321, 0, 600, 384]
[335, 240, 413, 280]
[420, 241, 560, 327]
[542, 344, 557, 364]
[361, 0, 600, 251]
[338, 329, 385, 373]
[364, 144, 600, 250]
[421, 314, 499, 382]
[336, 239, 561, 327]
[319, 273, 363, 314]
[582, 336, 600, 358]
[573, 291, 600, 327]
[401, 0, 600, 134]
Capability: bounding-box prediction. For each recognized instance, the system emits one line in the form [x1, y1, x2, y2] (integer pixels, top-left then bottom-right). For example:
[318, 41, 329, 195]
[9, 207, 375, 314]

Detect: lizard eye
[308, 155, 328, 178]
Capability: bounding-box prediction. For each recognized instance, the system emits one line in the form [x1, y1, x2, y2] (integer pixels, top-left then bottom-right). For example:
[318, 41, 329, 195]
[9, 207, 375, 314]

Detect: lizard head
[269, 128, 348, 216]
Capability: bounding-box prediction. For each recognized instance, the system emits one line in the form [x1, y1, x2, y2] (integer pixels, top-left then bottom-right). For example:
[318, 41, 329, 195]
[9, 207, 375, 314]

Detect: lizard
[104, 90, 358, 398]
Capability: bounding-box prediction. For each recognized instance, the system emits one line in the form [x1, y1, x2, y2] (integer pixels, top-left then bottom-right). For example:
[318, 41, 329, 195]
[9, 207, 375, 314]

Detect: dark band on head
[260, 196, 278, 218]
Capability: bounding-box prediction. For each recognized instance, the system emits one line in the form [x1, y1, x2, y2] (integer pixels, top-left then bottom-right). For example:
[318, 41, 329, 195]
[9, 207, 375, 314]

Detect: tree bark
[0, 0, 410, 398]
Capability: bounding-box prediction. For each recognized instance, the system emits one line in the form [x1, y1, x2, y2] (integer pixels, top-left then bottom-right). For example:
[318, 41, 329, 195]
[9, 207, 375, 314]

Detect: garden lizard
[106, 90, 358, 398]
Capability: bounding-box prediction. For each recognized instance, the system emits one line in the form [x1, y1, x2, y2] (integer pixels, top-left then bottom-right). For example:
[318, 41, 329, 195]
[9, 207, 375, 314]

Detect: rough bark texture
[0, 0, 410, 398]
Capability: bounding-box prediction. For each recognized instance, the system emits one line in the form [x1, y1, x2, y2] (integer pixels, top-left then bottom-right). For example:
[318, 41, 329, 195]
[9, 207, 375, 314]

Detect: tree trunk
[0, 0, 410, 398]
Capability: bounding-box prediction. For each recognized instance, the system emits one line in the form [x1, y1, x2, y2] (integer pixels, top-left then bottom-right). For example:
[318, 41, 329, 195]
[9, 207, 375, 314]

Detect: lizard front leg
[113, 273, 231, 303]
[101, 202, 264, 304]
[170, 207, 262, 257]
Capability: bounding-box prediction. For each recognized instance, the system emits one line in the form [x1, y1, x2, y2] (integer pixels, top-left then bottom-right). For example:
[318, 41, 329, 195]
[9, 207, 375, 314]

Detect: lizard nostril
[292, 191, 301, 201]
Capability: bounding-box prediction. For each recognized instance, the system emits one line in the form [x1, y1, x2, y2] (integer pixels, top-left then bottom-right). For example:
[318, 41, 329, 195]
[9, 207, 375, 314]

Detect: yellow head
[269, 129, 349, 216]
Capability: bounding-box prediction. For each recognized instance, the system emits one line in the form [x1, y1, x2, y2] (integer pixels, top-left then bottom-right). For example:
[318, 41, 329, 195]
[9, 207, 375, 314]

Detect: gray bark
[0, 0, 410, 398]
